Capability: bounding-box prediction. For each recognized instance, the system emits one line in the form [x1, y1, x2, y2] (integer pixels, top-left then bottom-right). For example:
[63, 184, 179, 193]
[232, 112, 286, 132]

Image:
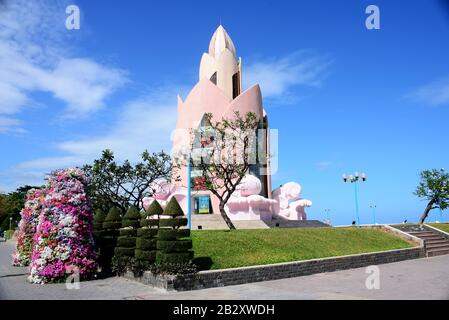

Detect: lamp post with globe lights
[342, 172, 367, 226]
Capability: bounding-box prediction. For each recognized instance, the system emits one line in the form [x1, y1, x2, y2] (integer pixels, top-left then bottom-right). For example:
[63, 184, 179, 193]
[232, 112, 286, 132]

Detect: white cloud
[8, 86, 182, 190]
[0, 0, 127, 131]
[405, 77, 449, 106]
[0, 116, 23, 134]
[244, 51, 332, 103]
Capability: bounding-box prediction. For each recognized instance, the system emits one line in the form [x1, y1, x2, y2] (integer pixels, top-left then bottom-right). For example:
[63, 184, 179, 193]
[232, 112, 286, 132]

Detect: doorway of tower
[193, 195, 213, 214]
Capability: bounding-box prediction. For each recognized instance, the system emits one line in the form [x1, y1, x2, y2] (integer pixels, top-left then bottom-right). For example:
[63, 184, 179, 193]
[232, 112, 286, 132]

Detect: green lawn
[191, 227, 414, 270]
[429, 223, 449, 233]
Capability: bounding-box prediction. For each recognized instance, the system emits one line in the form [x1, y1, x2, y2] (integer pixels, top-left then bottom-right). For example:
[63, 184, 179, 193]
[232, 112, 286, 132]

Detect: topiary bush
[112, 206, 140, 274]
[134, 201, 162, 270]
[156, 197, 193, 265]
[100, 207, 122, 274]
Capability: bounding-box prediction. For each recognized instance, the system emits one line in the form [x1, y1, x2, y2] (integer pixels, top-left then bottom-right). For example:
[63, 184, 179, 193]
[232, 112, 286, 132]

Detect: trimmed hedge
[113, 206, 141, 271]
[114, 247, 135, 257]
[157, 239, 192, 253]
[117, 236, 137, 247]
[119, 229, 137, 237]
[156, 197, 193, 264]
[159, 218, 188, 228]
[156, 251, 194, 264]
[121, 206, 141, 228]
[157, 229, 190, 241]
[136, 238, 157, 250]
[99, 207, 122, 274]
[134, 201, 162, 265]
[135, 249, 156, 261]
[102, 207, 122, 230]
[137, 228, 159, 237]
[140, 219, 159, 227]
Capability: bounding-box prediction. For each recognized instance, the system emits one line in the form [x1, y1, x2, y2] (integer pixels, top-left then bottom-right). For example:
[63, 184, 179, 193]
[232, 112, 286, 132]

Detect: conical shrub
[113, 206, 141, 273]
[100, 207, 122, 274]
[135, 201, 161, 265]
[156, 197, 193, 264]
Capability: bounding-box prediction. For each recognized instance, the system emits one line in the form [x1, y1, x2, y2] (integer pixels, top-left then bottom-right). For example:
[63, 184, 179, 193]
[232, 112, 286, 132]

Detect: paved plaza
[1, 240, 448, 300]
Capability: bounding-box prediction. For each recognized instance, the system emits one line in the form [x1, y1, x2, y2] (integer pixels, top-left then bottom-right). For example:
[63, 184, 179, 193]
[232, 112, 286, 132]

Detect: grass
[428, 223, 449, 233]
[191, 227, 414, 270]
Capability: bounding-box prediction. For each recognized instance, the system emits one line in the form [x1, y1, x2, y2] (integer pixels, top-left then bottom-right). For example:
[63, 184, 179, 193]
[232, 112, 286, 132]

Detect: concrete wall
[124, 246, 425, 292]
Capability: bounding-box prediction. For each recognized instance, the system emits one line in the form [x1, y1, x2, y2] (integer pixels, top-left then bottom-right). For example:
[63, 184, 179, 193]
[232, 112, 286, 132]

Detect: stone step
[409, 231, 435, 237]
[425, 239, 449, 246]
[426, 242, 449, 250]
[418, 234, 446, 241]
[190, 214, 229, 230]
[233, 220, 270, 230]
[427, 248, 449, 257]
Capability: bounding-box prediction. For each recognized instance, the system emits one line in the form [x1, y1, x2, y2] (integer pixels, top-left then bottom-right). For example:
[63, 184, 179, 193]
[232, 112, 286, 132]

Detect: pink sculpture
[143, 178, 188, 213]
[143, 175, 312, 222]
[225, 175, 276, 221]
[271, 182, 312, 220]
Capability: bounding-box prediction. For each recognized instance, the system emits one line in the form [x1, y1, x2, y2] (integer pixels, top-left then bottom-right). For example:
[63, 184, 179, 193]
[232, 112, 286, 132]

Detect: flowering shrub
[29, 168, 97, 284]
[12, 188, 46, 267]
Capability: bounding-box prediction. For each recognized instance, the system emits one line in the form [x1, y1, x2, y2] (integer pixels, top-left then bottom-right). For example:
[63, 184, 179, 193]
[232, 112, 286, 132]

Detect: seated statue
[225, 175, 276, 221]
[271, 182, 312, 220]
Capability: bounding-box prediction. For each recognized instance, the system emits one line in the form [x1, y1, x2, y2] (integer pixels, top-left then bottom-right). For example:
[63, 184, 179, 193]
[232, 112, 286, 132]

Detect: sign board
[198, 196, 210, 214]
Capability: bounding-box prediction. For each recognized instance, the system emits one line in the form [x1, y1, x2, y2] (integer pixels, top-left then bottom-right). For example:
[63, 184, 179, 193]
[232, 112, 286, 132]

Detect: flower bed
[12, 188, 46, 267]
[29, 168, 97, 284]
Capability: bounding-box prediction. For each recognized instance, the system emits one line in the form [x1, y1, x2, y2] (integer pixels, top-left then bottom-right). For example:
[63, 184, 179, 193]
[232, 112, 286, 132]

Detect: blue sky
[1, 0, 449, 225]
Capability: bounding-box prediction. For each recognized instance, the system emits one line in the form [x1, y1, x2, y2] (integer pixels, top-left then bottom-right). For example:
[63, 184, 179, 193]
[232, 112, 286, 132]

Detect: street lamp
[324, 208, 331, 225]
[369, 204, 377, 225]
[9, 217, 12, 231]
[342, 172, 367, 226]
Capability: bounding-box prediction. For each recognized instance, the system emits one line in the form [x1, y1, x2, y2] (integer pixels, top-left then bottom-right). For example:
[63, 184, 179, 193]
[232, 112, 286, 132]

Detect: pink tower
[168, 26, 311, 221]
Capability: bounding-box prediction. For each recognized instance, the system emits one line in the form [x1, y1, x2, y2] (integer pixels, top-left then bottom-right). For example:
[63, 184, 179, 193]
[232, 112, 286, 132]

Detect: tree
[414, 168, 449, 224]
[83, 149, 173, 212]
[184, 111, 261, 229]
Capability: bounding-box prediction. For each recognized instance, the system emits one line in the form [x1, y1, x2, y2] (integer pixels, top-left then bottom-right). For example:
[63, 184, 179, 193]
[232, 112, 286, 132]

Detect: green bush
[156, 251, 194, 264]
[134, 201, 161, 266]
[135, 249, 156, 261]
[156, 197, 193, 265]
[163, 197, 184, 216]
[112, 206, 141, 272]
[114, 247, 136, 257]
[145, 200, 164, 217]
[122, 206, 141, 228]
[140, 219, 159, 227]
[137, 228, 158, 237]
[157, 239, 192, 252]
[159, 218, 188, 228]
[93, 209, 107, 231]
[157, 229, 190, 240]
[119, 229, 137, 237]
[136, 238, 157, 250]
[117, 236, 137, 247]
[102, 207, 122, 230]
[98, 207, 123, 274]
